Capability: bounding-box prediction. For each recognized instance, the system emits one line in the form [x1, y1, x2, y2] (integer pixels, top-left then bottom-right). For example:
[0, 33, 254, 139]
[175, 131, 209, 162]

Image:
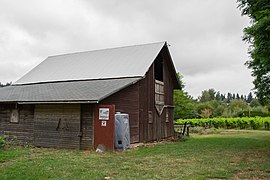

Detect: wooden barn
[0, 42, 180, 149]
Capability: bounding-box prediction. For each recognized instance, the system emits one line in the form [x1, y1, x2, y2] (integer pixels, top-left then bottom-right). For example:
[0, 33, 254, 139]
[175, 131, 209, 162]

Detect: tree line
[174, 74, 269, 120]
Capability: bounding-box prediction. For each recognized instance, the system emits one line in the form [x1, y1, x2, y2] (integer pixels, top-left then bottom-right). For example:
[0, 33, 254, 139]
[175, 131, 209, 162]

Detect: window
[10, 109, 19, 123]
[154, 54, 163, 82]
[155, 80, 164, 115]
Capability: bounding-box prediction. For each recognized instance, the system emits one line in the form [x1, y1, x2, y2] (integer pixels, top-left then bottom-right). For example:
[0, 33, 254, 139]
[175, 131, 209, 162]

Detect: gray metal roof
[0, 77, 141, 103]
[15, 42, 166, 85]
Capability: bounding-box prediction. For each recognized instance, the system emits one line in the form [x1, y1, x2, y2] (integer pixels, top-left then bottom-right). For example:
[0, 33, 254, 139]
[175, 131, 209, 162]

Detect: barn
[0, 42, 180, 149]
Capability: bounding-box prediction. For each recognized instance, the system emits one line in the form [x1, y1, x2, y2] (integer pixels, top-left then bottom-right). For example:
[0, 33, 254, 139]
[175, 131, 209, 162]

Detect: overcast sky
[0, 0, 253, 98]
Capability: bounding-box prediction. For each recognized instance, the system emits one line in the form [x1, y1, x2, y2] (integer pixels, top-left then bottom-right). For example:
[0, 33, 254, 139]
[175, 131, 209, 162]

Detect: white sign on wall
[99, 108, 109, 120]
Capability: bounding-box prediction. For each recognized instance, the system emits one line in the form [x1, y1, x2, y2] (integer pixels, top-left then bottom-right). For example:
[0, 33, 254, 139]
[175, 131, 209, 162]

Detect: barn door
[155, 80, 164, 140]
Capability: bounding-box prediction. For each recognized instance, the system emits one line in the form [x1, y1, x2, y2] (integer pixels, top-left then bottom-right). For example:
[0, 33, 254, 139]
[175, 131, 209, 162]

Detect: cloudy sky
[0, 0, 253, 98]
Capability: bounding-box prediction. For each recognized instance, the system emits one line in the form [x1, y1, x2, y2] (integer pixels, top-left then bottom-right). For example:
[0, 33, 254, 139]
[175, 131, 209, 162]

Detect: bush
[174, 117, 270, 130]
[0, 136, 6, 149]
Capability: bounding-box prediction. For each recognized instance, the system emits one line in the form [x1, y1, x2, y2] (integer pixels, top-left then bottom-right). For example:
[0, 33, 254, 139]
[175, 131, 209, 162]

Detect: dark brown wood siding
[139, 64, 155, 142]
[162, 46, 176, 137]
[0, 104, 34, 144]
[80, 104, 94, 149]
[101, 83, 140, 143]
[33, 104, 80, 149]
[139, 46, 175, 142]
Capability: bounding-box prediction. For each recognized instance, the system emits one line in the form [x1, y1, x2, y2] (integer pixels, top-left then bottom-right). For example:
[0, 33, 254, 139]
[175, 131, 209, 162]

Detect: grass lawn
[0, 130, 270, 179]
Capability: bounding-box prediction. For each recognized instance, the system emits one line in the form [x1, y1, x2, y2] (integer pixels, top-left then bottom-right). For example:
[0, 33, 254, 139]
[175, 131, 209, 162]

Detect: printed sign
[99, 108, 109, 120]
[101, 121, 107, 127]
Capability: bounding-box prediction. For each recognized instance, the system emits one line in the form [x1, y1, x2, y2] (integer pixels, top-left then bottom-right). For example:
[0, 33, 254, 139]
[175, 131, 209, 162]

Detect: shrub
[174, 117, 270, 130]
[0, 136, 6, 149]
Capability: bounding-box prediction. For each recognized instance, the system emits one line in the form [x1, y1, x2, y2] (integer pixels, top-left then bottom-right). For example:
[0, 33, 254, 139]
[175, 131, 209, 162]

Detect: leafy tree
[197, 103, 213, 117]
[174, 73, 197, 119]
[250, 98, 261, 107]
[214, 104, 226, 117]
[229, 99, 248, 110]
[199, 89, 216, 102]
[237, 0, 270, 105]
[174, 90, 197, 119]
[200, 108, 212, 118]
[215, 91, 222, 102]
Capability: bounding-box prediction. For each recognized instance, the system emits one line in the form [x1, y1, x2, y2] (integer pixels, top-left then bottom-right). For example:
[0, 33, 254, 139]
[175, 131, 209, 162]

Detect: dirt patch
[233, 169, 270, 180]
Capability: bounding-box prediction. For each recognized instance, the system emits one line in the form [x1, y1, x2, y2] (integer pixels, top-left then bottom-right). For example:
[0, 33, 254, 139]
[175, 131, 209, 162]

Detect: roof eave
[17, 100, 99, 104]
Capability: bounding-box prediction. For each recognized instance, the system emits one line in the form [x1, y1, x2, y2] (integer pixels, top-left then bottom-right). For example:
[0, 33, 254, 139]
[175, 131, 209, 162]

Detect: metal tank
[114, 113, 130, 150]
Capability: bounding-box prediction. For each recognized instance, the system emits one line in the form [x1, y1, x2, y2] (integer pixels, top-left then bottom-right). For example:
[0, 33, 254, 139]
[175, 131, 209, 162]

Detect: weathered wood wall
[33, 104, 81, 149]
[162, 46, 176, 138]
[101, 83, 140, 143]
[139, 65, 155, 142]
[0, 103, 94, 149]
[139, 46, 175, 142]
[80, 104, 94, 149]
[0, 104, 34, 144]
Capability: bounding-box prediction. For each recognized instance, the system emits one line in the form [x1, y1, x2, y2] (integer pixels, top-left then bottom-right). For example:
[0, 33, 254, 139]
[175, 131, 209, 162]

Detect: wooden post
[182, 122, 187, 136]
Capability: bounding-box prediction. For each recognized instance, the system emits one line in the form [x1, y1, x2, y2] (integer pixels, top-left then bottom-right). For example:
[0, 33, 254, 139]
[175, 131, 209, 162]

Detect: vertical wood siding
[139, 46, 175, 142]
[101, 83, 140, 143]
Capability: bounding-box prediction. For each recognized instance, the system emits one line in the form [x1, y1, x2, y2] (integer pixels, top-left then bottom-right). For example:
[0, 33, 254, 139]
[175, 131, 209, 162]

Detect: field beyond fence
[174, 117, 270, 130]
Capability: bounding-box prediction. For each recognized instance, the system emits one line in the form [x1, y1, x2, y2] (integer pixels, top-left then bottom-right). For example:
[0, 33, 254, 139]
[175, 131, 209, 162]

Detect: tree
[200, 108, 212, 118]
[250, 98, 261, 107]
[215, 91, 222, 102]
[228, 99, 249, 117]
[173, 73, 197, 119]
[236, 93, 240, 99]
[237, 0, 270, 105]
[246, 92, 253, 103]
[221, 94, 226, 102]
[174, 90, 197, 119]
[227, 93, 233, 103]
[199, 89, 216, 102]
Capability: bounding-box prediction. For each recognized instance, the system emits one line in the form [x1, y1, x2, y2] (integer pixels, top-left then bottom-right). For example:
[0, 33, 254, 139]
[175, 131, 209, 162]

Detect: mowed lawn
[0, 130, 270, 179]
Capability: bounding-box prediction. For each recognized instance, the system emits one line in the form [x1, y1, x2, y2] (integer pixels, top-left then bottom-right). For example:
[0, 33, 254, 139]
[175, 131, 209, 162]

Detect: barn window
[154, 54, 163, 82]
[155, 80, 164, 115]
[10, 109, 19, 123]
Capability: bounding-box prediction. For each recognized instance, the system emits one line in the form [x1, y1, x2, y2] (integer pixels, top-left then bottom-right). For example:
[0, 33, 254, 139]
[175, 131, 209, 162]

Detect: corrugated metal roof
[0, 77, 141, 103]
[15, 42, 166, 85]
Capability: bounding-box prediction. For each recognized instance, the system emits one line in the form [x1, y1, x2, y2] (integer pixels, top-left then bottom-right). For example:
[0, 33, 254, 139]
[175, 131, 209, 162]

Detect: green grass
[1, 130, 270, 179]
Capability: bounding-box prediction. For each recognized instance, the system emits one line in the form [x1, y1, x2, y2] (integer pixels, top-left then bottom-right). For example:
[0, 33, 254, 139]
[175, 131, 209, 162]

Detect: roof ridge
[48, 41, 166, 59]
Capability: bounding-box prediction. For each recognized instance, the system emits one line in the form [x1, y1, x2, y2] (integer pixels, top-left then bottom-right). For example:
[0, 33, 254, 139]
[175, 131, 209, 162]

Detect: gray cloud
[0, 0, 253, 97]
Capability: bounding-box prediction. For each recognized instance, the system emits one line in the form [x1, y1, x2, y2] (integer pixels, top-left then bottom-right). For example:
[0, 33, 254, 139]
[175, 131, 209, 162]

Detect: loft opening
[154, 54, 163, 82]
